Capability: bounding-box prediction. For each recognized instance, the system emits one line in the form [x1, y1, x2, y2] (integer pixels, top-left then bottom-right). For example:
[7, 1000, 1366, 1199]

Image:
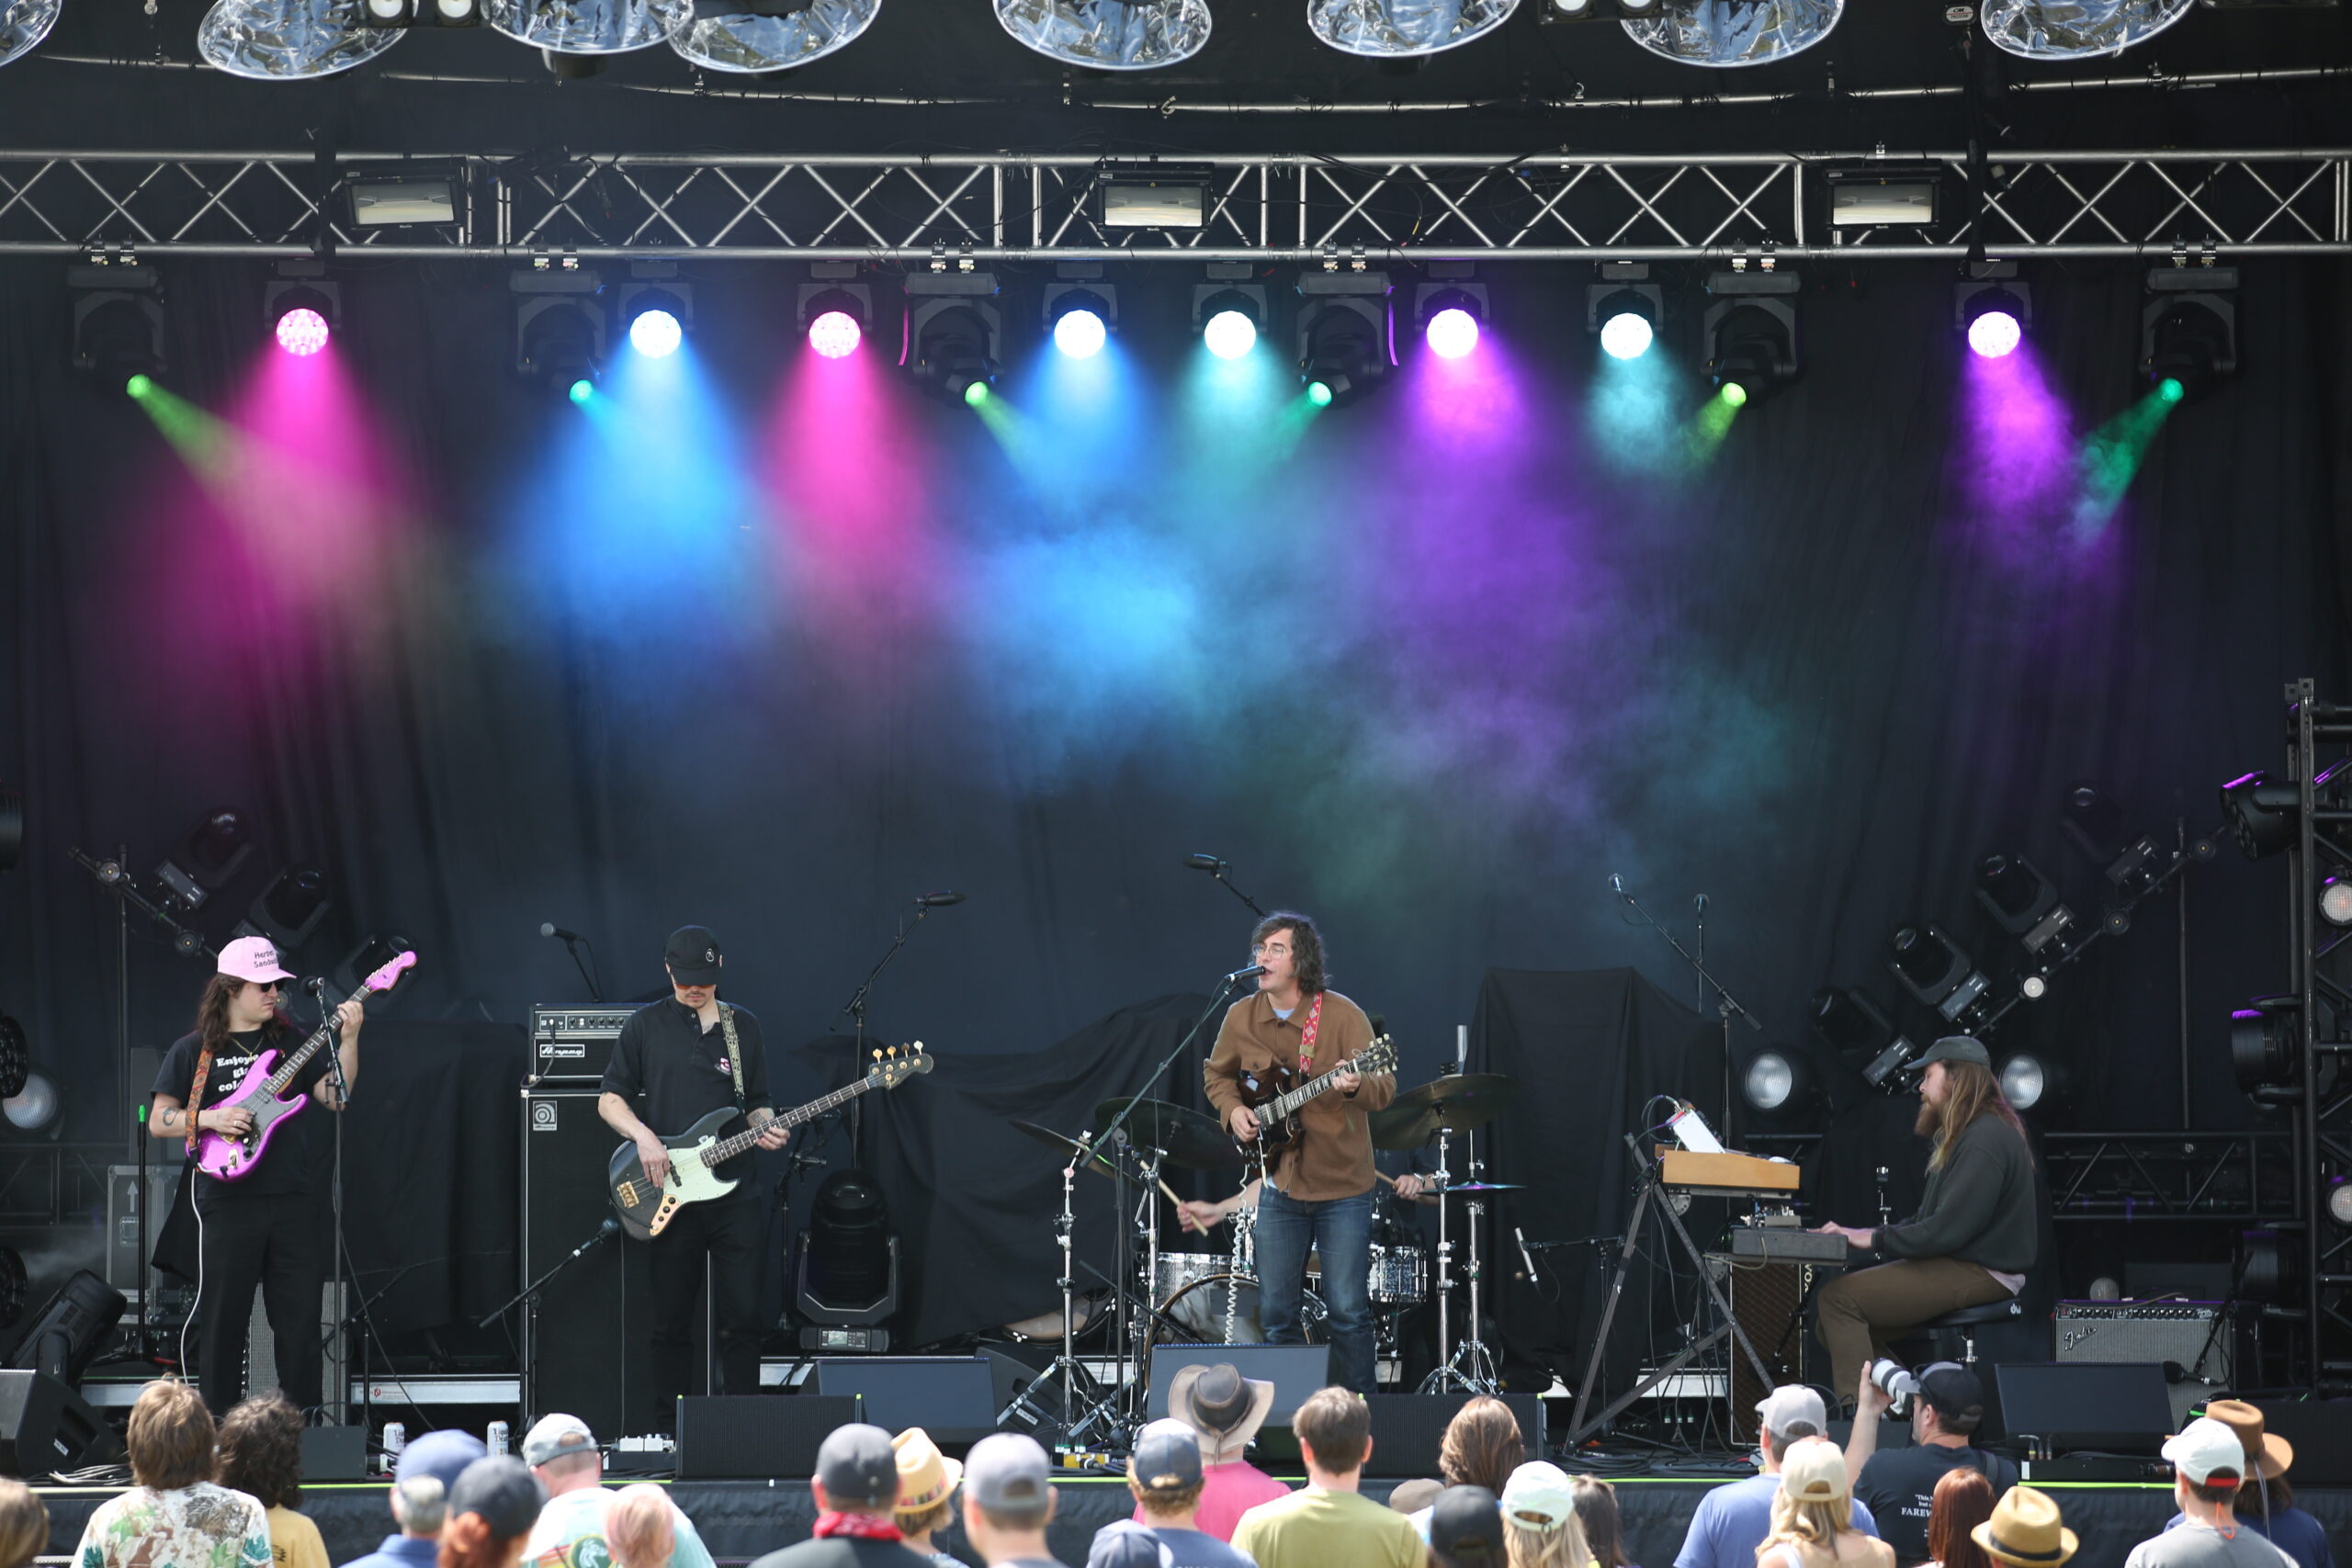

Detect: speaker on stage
[523, 1088, 660, 1437]
[0, 1370, 124, 1476]
[1728, 1260, 1820, 1444]
[677, 1395, 857, 1479]
[1361, 1393, 1543, 1479]
[811, 1358, 999, 1444]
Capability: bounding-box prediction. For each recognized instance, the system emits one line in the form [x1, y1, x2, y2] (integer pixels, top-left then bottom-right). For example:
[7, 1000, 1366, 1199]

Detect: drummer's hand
[1179, 1200, 1225, 1233]
[1393, 1173, 1425, 1201]
[1230, 1105, 1261, 1142]
[1334, 1068, 1361, 1097]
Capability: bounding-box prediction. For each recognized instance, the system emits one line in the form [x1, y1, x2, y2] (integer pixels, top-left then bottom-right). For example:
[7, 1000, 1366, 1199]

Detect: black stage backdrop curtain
[1478, 968, 1723, 1390]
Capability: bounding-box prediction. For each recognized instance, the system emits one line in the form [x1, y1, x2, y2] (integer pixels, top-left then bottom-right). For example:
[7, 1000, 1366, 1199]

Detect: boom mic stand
[1182, 854, 1266, 918]
[831, 894, 962, 1162]
[1611, 878, 1760, 1140]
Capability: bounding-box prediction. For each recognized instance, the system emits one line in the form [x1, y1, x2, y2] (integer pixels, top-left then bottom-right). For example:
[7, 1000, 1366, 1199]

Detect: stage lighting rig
[2143, 264, 2239, 401]
[996, 0, 1208, 68]
[346, 166, 465, 228]
[1588, 264, 1661, 361]
[1414, 270, 1487, 360]
[2, 1068, 61, 1140]
[1982, 0, 2191, 60]
[620, 273, 692, 359]
[671, 0, 877, 73]
[71, 260, 164, 387]
[904, 270, 1001, 404]
[1888, 923, 1991, 1025]
[361, 0, 479, 27]
[1100, 166, 1213, 231]
[486, 0, 684, 72]
[1296, 269, 1392, 406]
[798, 266, 873, 360]
[1044, 271, 1116, 361]
[1625, 0, 1841, 65]
[1193, 265, 1267, 361]
[198, 0, 402, 76]
[1827, 168, 1939, 229]
[1810, 987, 1919, 1089]
[0, 0, 58, 66]
[266, 264, 340, 358]
[1309, 0, 1515, 55]
[1974, 852, 2077, 960]
[2057, 781, 2218, 927]
[1956, 264, 2030, 361]
[238, 864, 331, 953]
[1703, 265, 1800, 402]
[1997, 1051, 2058, 1113]
[2232, 994, 2303, 1103]
[153, 810, 254, 913]
[513, 265, 605, 398]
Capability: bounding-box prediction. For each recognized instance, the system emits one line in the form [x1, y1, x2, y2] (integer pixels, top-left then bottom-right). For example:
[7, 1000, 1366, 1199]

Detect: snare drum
[1306, 1243, 1429, 1305]
[1152, 1252, 1234, 1302]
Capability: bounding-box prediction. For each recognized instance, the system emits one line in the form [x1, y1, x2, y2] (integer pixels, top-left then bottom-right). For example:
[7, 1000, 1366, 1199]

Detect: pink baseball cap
[218, 935, 295, 984]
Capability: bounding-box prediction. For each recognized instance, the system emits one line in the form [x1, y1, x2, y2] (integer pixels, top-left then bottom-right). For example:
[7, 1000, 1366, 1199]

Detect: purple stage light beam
[1967, 309, 2022, 360]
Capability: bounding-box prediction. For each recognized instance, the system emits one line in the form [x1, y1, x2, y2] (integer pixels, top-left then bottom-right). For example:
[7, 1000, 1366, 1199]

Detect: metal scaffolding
[0, 147, 2346, 262]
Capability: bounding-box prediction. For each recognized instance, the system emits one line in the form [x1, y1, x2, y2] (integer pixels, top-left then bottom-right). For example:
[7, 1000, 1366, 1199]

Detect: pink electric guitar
[191, 949, 418, 1180]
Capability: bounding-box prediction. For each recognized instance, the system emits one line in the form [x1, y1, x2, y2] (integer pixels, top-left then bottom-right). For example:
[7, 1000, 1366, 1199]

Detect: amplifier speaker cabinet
[677, 1395, 857, 1479]
[523, 1087, 661, 1437]
[2052, 1300, 2235, 1430]
[530, 1005, 638, 1086]
[1361, 1393, 1543, 1478]
[811, 1358, 998, 1444]
[1726, 1259, 1820, 1443]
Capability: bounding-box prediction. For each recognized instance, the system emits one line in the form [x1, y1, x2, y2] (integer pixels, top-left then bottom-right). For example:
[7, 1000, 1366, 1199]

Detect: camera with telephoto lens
[1868, 1358, 1920, 1418]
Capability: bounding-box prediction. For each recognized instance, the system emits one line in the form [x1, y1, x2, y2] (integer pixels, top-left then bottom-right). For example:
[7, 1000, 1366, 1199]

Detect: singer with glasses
[151, 936, 364, 1417]
[1205, 912, 1395, 1394]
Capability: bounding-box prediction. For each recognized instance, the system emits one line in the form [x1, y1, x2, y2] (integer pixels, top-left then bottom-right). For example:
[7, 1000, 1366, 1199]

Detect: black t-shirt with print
[155, 1026, 334, 1205]
[1855, 1443, 2018, 1562]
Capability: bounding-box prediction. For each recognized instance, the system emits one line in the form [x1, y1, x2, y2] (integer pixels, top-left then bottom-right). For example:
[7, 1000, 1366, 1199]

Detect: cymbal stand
[998, 1136, 1098, 1435]
[1124, 1137, 1170, 1430]
[1417, 1126, 1460, 1389]
[1420, 1131, 1502, 1394]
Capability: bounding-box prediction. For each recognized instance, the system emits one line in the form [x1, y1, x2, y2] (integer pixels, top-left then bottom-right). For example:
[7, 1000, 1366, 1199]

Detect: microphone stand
[1615, 885, 1760, 1143]
[312, 977, 358, 1426]
[479, 1219, 623, 1328]
[558, 933, 602, 1002]
[1191, 863, 1267, 918]
[831, 902, 952, 1162]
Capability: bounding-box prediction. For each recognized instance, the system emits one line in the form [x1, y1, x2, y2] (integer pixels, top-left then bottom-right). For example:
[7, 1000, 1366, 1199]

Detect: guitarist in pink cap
[151, 934, 365, 1417]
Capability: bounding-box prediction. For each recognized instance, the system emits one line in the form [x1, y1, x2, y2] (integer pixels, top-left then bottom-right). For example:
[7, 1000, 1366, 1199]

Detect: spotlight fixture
[1736, 1042, 1816, 1119]
[0, 0, 59, 67]
[2143, 265, 2239, 400]
[904, 271, 1001, 404]
[1703, 266, 1800, 402]
[1, 1068, 60, 1140]
[1193, 266, 1267, 361]
[266, 276, 340, 358]
[1414, 275, 1487, 360]
[198, 0, 404, 76]
[2061, 780, 2216, 913]
[1623, 0, 1841, 64]
[2238, 1229, 2294, 1303]
[238, 863, 331, 953]
[620, 278, 692, 359]
[2327, 1177, 2352, 1230]
[1101, 166, 1214, 231]
[1957, 269, 2030, 361]
[794, 1168, 900, 1348]
[346, 166, 465, 227]
[1308, 0, 1517, 56]
[486, 0, 686, 61]
[1044, 277, 1116, 361]
[1295, 270, 1392, 406]
[154, 810, 254, 912]
[1827, 168, 1939, 228]
[671, 0, 878, 72]
[2231, 994, 2301, 1102]
[2321, 875, 2352, 927]
[70, 262, 165, 385]
[1588, 265, 1662, 361]
[1808, 987, 1917, 1089]
[0, 1016, 27, 1100]
[1974, 852, 2077, 957]
[2218, 771, 2303, 861]
[993, 0, 1210, 68]
[513, 266, 605, 398]
[1981, 0, 2192, 59]
[1888, 923, 1990, 1023]
[1997, 1052, 2051, 1111]
[361, 0, 478, 25]
[798, 268, 873, 360]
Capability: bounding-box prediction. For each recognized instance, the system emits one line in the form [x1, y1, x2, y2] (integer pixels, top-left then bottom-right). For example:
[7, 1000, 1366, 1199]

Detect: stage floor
[29, 1477, 2350, 1568]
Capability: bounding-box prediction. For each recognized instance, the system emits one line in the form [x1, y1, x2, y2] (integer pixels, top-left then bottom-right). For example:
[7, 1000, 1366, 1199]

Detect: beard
[1915, 1096, 1940, 1140]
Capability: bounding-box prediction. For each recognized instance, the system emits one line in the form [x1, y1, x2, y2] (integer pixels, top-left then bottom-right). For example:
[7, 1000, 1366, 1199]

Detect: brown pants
[1815, 1257, 2011, 1400]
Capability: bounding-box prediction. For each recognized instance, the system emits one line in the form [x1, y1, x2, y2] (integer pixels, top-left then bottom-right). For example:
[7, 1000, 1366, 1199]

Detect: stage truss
[0, 148, 2346, 261]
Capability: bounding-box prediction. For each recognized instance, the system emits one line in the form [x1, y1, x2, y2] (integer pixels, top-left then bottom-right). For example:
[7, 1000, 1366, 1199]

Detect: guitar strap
[1295, 991, 1324, 1074]
[183, 1043, 216, 1156]
[716, 1004, 747, 1112]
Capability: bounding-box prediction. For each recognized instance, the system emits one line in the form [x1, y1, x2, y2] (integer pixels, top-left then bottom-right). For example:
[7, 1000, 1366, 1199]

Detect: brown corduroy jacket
[1203, 987, 1396, 1202]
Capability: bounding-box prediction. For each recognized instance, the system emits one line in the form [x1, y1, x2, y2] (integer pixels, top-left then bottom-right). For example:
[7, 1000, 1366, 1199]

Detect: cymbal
[1011, 1119, 1121, 1180]
[1432, 1180, 1524, 1193]
[1370, 1073, 1515, 1150]
[1093, 1097, 1243, 1170]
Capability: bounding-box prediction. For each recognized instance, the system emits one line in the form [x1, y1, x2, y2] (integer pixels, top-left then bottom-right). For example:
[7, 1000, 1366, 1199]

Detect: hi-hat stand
[1566, 1132, 1773, 1446]
[1419, 1127, 1502, 1394]
[999, 1140, 1102, 1434]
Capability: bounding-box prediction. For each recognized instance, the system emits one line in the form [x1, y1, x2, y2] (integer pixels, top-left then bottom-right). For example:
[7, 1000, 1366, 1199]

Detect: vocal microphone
[1695, 892, 1709, 916]
[1515, 1225, 1541, 1285]
[1609, 874, 1629, 897]
[916, 891, 967, 908]
[541, 922, 587, 942]
[1227, 963, 1268, 984]
[1183, 853, 1230, 873]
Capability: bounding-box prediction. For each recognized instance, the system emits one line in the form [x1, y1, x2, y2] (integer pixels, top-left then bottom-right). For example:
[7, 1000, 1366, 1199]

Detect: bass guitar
[1235, 1033, 1397, 1156]
[192, 949, 420, 1181]
[608, 1043, 932, 1241]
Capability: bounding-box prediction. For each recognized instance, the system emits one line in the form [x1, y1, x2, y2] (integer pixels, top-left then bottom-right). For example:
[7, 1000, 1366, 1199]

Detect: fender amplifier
[530, 1005, 638, 1084]
[2052, 1300, 2235, 1429]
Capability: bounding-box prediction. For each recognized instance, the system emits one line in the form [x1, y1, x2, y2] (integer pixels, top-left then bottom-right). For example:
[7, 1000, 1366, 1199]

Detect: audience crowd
[36, 1370, 2291, 1568]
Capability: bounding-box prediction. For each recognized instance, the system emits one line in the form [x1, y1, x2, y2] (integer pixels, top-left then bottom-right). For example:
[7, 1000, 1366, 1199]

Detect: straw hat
[1972, 1485, 2078, 1568]
[891, 1427, 963, 1513]
[2200, 1400, 2292, 1482]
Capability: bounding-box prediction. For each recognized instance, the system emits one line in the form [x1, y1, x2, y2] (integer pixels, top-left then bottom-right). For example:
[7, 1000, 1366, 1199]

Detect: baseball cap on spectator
[1128, 1420, 1204, 1497]
[1501, 1462, 1577, 1531]
[522, 1414, 596, 1469]
[966, 1433, 1054, 1521]
[447, 1457, 546, 1540]
[1755, 1385, 1827, 1441]
[1918, 1364, 1987, 1427]
[1780, 1438, 1850, 1504]
[816, 1424, 900, 1510]
[1430, 1485, 1505, 1567]
[1090, 1521, 1168, 1568]
[2164, 1418, 2250, 1486]
[396, 1430, 487, 1494]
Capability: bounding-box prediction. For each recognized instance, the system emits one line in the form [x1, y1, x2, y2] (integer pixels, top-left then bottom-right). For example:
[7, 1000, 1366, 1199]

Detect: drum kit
[997, 1066, 1522, 1439]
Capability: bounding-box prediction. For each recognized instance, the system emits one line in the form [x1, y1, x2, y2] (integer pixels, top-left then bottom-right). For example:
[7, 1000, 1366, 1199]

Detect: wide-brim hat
[1973, 1485, 2078, 1568]
[1166, 1362, 1275, 1462]
[2202, 1399, 2292, 1481]
[891, 1427, 964, 1513]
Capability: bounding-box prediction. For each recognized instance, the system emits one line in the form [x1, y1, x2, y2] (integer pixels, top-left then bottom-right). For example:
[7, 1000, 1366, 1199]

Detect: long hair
[1922, 1059, 2027, 1170]
[1757, 1489, 1854, 1561]
[1570, 1477, 1631, 1568]
[1925, 1469, 1994, 1568]
[1504, 1512, 1589, 1568]
[217, 1395, 305, 1510]
[1252, 912, 1329, 997]
[0, 1478, 49, 1568]
[1439, 1397, 1524, 1493]
[197, 974, 292, 1054]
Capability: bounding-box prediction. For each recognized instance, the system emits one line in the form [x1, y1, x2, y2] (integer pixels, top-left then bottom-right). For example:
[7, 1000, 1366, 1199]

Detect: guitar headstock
[362, 951, 420, 996]
[866, 1042, 934, 1089]
[1357, 1034, 1398, 1076]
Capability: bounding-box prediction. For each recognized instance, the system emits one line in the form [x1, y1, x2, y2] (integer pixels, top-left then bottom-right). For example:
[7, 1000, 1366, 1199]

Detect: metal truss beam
[0, 148, 2346, 261]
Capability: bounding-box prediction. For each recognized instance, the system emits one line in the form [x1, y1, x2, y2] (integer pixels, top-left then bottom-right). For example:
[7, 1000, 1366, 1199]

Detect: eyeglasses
[253, 979, 289, 994]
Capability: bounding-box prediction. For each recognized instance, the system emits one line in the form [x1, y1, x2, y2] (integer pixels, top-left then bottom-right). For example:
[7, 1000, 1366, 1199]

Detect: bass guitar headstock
[866, 1042, 933, 1089]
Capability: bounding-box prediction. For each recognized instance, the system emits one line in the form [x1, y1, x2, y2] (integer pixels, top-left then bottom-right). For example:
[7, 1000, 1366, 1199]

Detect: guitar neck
[698, 1076, 878, 1166]
[263, 1018, 342, 1098]
[1271, 1061, 1359, 1121]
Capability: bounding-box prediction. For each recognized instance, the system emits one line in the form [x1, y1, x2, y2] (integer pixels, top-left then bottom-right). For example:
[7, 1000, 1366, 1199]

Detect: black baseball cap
[447, 1457, 546, 1540]
[816, 1423, 899, 1510]
[664, 926, 723, 985]
[1430, 1485, 1505, 1566]
[1918, 1362, 1987, 1424]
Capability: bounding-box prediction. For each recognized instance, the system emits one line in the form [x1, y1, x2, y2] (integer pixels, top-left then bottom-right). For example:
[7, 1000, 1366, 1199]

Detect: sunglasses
[252, 979, 290, 994]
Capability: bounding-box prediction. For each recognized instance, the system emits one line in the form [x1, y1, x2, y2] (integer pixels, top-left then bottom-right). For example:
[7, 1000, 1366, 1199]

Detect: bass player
[598, 926, 789, 1416]
[1204, 912, 1394, 1394]
[151, 935, 364, 1417]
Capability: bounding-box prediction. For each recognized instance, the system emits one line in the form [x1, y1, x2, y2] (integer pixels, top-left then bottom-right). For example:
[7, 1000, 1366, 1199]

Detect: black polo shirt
[154, 1026, 334, 1207]
[602, 998, 774, 1193]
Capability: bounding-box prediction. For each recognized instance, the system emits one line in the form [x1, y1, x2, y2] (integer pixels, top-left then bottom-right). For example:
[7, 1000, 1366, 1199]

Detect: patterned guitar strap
[183, 1043, 217, 1156]
[716, 1004, 747, 1112]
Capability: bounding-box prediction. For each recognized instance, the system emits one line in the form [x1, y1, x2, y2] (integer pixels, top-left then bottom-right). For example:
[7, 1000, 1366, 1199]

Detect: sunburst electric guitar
[607, 1044, 933, 1241]
[191, 949, 420, 1181]
[1234, 1033, 1398, 1156]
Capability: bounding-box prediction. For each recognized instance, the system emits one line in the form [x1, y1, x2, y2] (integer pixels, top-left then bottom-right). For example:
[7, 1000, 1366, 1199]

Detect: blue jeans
[1256, 1182, 1376, 1394]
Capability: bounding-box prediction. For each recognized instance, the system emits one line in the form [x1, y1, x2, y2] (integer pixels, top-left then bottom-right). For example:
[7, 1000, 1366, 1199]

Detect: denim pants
[1256, 1181, 1377, 1393]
